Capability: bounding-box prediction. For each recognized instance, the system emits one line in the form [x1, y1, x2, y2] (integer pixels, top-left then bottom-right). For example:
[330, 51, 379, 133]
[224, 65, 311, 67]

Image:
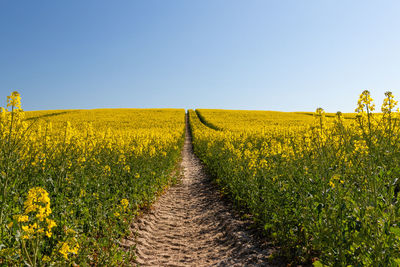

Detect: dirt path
[126, 114, 274, 266]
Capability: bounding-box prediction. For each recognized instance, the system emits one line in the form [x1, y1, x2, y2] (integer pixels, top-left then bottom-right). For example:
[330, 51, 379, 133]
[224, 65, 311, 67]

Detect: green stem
[22, 239, 34, 267]
[33, 234, 40, 266]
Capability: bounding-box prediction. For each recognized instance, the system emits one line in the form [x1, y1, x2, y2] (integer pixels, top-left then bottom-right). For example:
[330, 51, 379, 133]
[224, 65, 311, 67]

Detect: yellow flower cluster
[353, 139, 369, 155]
[58, 239, 79, 260]
[24, 187, 51, 220]
[120, 199, 129, 211]
[6, 91, 21, 110]
[355, 89, 375, 113]
[382, 91, 399, 113]
[0, 91, 26, 139]
[114, 198, 130, 218]
[18, 187, 57, 239]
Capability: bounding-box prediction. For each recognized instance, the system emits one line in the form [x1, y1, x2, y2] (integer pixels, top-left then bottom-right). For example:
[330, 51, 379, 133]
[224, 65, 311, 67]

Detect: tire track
[124, 113, 274, 266]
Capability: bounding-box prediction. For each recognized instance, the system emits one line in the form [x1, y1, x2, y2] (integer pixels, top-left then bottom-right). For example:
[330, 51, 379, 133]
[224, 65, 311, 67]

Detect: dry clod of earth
[124, 115, 275, 266]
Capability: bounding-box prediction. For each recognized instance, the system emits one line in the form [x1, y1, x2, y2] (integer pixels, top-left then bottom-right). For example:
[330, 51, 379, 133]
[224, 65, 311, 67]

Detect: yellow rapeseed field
[4, 89, 400, 265]
[0, 92, 185, 266]
[190, 91, 400, 265]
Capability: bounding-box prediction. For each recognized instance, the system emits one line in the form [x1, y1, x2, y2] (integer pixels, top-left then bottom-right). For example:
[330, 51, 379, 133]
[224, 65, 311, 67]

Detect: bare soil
[124, 114, 275, 266]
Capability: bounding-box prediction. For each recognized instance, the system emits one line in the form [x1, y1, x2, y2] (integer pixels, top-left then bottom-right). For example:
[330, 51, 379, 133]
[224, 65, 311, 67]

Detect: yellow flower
[120, 198, 129, 210]
[79, 189, 86, 198]
[59, 242, 70, 259]
[0, 107, 6, 120]
[58, 239, 79, 260]
[36, 206, 51, 221]
[24, 187, 51, 217]
[46, 218, 57, 230]
[17, 215, 29, 223]
[66, 228, 76, 235]
[6, 91, 22, 109]
[17, 187, 56, 239]
[123, 165, 131, 172]
[70, 242, 79, 254]
[355, 90, 375, 113]
[103, 165, 111, 175]
[381, 91, 398, 113]
[21, 223, 38, 239]
[354, 139, 369, 155]
[42, 255, 51, 262]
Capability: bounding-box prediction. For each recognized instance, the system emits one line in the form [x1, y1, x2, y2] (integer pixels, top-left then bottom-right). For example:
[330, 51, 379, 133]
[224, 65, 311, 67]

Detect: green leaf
[390, 227, 400, 237]
[313, 261, 325, 267]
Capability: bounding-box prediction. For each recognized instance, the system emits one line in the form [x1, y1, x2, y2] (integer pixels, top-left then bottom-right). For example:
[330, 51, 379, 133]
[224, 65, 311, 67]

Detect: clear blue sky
[1, 0, 399, 112]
